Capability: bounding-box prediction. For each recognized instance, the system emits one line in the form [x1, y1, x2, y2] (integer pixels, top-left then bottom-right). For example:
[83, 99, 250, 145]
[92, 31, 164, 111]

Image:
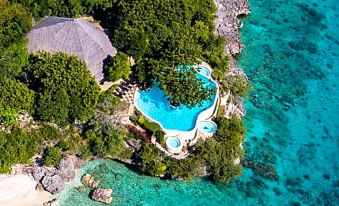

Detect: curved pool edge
[197, 120, 218, 137]
[133, 64, 220, 143]
[166, 136, 183, 154]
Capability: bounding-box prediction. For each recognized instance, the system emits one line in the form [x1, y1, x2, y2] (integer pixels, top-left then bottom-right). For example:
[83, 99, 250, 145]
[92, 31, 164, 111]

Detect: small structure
[28, 17, 117, 82]
[166, 136, 183, 154]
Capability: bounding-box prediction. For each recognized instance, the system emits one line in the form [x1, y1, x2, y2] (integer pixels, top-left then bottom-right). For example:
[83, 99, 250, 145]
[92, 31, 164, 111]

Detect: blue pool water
[59, 0, 339, 205]
[198, 120, 217, 134]
[134, 73, 217, 131]
[198, 66, 210, 77]
[167, 137, 181, 148]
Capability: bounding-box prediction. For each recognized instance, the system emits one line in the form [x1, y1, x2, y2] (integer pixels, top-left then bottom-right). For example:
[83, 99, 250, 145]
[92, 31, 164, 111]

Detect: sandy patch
[0, 174, 51, 206]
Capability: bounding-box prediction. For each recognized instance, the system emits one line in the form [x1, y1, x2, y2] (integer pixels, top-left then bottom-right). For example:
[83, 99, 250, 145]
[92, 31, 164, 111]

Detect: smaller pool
[198, 66, 211, 77]
[166, 136, 183, 153]
[198, 120, 217, 135]
[168, 138, 181, 148]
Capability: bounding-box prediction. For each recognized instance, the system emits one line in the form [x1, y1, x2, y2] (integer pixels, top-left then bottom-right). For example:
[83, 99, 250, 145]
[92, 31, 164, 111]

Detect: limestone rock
[91, 188, 113, 204]
[81, 173, 100, 189]
[32, 167, 47, 182]
[57, 157, 76, 181]
[41, 175, 65, 194]
[214, 0, 250, 55]
[125, 138, 141, 151]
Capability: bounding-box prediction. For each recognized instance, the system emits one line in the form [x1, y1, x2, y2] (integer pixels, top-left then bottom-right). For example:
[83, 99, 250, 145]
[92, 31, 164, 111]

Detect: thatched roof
[28, 17, 117, 81]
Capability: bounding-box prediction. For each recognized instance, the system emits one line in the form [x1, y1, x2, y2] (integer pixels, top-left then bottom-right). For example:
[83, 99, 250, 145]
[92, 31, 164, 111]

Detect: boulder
[32, 167, 47, 182]
[57, 157, 76, 181]
[91, 188, 113, 204]
[41, 175, 65, 194]
[125, 138, 141, 151]
[81, 174, 100, 189]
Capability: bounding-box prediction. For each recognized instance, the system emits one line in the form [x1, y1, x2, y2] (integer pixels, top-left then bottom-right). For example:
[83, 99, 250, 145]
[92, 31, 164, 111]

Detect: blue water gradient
[58, 0, 339, 205]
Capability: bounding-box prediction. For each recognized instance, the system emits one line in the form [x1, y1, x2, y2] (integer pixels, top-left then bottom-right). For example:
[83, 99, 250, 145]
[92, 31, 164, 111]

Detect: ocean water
[58, 0, 339, 205]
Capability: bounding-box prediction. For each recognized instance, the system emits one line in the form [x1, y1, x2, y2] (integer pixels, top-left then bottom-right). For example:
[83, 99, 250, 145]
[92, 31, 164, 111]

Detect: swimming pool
[134, 70, 218, 131]
[198, 120, 217, 135]
[198, 66, 211, 77]
[167, 136, 181, 148]
[166, 136, 183, 153]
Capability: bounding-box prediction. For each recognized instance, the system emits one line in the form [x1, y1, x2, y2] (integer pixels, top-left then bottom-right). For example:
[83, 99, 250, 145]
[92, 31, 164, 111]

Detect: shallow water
[59, 0, 339, 205]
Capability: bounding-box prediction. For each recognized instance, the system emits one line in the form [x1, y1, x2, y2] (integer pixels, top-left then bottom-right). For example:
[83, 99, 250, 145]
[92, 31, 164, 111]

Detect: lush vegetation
[1, 0, 249, 186]
[138, 115, 245, 183]
[43, 147, 62, 166]
[10, 0, 112, 19]
[104, 52, 131, 81]
[104, 0, 228, 107]
[130, 113, 162, 134]
[83, 88, 133, 159]
[0, 0, 31, 79]
[223, 75, 252, 97]
[0, 78, 34, 124]
[0, 127, 43, 173]
[24, 52, 101, 124]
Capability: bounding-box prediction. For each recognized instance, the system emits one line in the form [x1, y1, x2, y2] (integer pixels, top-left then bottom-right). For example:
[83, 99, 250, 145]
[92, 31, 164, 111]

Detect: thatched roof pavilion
[28, 17, 117, 81]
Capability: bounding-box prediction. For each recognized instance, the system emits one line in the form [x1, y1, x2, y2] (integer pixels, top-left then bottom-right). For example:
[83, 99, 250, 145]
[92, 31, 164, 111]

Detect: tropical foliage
[0, 78, 34, 125]
[138, 115, 245, 183]
[10, 0, 112, 19]
[106, 0, 228, 106]
[223, 75, 252, 97]
[0, 127, 42, 173]
[24, 52, 100, 123]
[104, 52, 131, 81]
[0, 78, 34, 112]
[0, 0, 31, 79]
[42, 147, 62, 166]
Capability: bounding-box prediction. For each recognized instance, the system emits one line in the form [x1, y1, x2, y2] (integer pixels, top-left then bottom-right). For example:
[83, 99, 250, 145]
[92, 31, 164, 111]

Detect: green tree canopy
[224, 75, 252, 97]
[0, 127, 42, 173]
[104, 52, 131, 81]
[10, 0, 112, 19]
[0, 0, 31, 79]
[0, 77, 35, 112]
[42, 147, 62, 166]
[214, 116, 246, 142]
[24, 52, 100, 123]
[107, 0, 227, 107]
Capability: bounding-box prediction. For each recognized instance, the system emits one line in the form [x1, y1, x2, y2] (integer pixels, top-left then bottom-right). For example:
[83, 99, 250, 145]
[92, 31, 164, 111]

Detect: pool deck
[131, 62, 222, 156]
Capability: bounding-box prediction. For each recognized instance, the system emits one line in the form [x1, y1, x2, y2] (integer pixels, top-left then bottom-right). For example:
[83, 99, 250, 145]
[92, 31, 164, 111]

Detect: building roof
[28, 17, 117, 81]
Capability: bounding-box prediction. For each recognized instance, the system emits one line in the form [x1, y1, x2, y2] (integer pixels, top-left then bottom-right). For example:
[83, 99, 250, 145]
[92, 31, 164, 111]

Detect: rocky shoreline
[215, 0, 250, 56]
[215, 0, 250, 117]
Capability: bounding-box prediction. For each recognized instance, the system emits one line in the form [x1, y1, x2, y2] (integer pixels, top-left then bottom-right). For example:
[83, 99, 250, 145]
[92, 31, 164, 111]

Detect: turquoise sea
[59, 0, 339, 205]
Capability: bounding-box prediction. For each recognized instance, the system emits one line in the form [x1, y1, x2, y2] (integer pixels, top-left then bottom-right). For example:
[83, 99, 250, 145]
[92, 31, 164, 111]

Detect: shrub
[25, 52, 100, 124]
[142, 121, 161, 133]
[0, 127, 42, 173]
[129, 115, 139, 124]
[104, 52, 131, 81]
[57, 140, 71, 151]
[42, 147, 62, 167]
[0, 78, 34, 112]
[0, 107, 19, 125]
[137, 116, 146, 125]
[38, 124, 59, 140]
[213, 116, 246, 142]
[154, 130, 165, 145]
[224, 75, 252, 97]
